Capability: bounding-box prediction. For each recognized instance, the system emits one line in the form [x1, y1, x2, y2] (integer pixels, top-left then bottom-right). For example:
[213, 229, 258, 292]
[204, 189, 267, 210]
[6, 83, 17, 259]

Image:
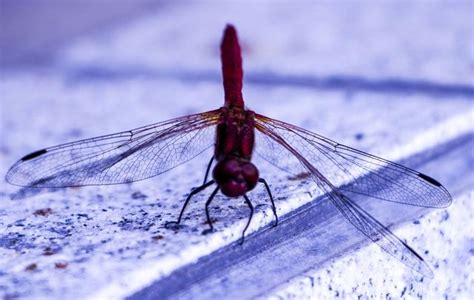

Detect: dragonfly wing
[254, 115, 437, 277]
[329, 190, 433, 277]
[254, 114, 451, 208]
[6, 109, 221, 187]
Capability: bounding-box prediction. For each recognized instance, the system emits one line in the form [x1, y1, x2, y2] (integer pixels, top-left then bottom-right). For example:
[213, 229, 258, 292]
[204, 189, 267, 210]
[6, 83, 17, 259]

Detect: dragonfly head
[213, 158, 258, 197]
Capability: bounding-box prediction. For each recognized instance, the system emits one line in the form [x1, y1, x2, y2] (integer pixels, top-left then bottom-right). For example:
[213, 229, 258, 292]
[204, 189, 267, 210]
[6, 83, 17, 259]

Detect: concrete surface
[1, 1, 473, 299]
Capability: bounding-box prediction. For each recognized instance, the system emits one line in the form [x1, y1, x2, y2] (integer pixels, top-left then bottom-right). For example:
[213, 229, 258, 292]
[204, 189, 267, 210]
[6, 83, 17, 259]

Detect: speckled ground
[266, 190, 474, 299]
[1, 2, 473, 299]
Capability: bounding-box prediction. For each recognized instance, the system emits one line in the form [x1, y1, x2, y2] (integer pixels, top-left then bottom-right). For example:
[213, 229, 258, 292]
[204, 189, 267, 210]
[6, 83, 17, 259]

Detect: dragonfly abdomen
[221, 24, 244, 108]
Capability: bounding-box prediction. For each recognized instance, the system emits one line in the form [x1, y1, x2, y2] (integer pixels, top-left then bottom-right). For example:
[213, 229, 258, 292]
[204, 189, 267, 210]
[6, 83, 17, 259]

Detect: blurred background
[1, 0, 162, 68]
[2, 0, 472, 81]
[1, 1, 473, 299]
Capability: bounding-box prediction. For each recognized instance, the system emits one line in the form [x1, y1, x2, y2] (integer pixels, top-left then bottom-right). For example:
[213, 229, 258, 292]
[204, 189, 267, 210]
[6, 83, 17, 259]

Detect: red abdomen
[221, 25, 244, 108]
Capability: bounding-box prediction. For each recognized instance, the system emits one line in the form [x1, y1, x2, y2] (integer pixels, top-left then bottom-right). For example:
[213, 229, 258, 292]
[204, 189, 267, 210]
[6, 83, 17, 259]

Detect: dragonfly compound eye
[213, 159, 259, 197]
[241, 162, 258, 188]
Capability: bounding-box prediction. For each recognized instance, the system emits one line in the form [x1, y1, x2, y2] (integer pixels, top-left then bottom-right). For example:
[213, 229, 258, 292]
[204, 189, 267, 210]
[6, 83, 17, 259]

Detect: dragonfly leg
[174, 180, 215, 224]
[240, 194, 254, 245]
[204, 186, 220, 232]
[202, 155, 215, 185]
[258, 178, 278, 227]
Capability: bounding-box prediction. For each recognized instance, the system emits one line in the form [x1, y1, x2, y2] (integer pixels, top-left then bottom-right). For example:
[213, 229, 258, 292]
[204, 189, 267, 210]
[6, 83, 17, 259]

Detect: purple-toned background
[1, 1, 473, 299]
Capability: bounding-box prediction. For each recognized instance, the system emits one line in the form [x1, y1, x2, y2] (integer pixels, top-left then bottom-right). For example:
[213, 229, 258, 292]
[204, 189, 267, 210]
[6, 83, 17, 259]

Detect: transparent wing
[6, 109, 221, 187]
[254, 114, 450, 277]
[254, 114, 451, 208]
[330, 190, 433, 277]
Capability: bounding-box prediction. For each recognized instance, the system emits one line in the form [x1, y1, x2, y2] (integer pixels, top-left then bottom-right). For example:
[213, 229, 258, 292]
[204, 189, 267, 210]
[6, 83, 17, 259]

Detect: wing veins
[254, 115, 451, 207]
[255, 117, 434, 276]
[6, 110, 221, 187]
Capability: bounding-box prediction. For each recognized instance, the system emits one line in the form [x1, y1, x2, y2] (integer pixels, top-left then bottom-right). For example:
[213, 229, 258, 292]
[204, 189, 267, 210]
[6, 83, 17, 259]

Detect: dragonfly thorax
[212, 157, 259, 197]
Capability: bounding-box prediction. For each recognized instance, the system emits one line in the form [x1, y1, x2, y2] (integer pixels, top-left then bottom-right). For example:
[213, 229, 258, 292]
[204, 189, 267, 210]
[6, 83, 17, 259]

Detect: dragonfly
[6, 24, 451, 278]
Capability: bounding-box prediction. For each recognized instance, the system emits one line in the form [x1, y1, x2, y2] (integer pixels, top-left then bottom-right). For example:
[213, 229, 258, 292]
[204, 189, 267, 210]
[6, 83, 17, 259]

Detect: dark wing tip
[21, 149, 47, 161]
[417, 173, 442, 187]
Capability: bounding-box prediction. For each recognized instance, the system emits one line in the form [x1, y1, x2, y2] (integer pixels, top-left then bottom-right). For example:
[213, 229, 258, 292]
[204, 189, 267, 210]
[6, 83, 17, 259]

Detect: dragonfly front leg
[203, 186, 220, 234]
[190, 156, 214, 191]
[258, 178, 278, 226]
[240, 194, 254, 245]
[202, 155, 215, 185]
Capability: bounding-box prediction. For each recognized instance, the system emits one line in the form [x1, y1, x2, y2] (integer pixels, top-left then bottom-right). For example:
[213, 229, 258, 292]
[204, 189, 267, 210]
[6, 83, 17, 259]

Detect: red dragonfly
[6, 25, 451, 277]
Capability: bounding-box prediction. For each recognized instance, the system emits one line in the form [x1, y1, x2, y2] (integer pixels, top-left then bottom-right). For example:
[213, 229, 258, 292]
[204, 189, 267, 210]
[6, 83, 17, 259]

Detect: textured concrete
[1, 1, 473, 299]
